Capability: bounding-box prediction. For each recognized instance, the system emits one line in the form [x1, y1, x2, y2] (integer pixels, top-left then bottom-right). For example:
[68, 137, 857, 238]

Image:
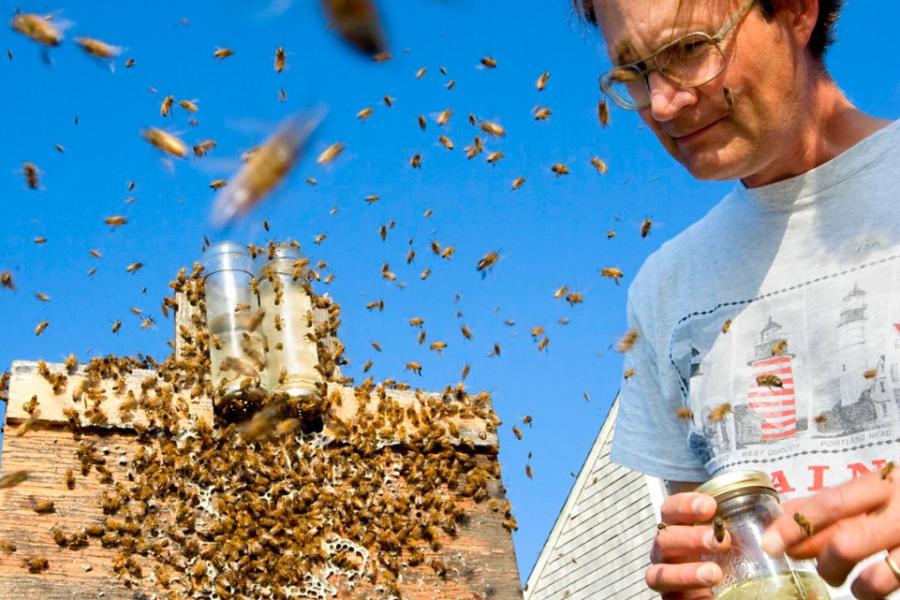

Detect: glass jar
[202, 241, 268, 417]
[257, 244, 322, 401]
[695, 470, 832, 600]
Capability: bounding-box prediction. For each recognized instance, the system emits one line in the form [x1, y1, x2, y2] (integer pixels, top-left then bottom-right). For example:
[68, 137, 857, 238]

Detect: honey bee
[436, 109, 453, 126]
[35, 292, 49, 302]
[321, 0, 387, 56]
[34, 499, 55, 514]
[410, 154, 422, 168]
[126, 262, 143, 274]
[880, 461, 894, 481]
[536, 71, 550, 91]
[486, 151, 504, 164]
[317, 142, 344, 165]
[179, 99, 199, 113]
[357, 107, 374, 120]
[459, 324, 473, 340]
[512, 426, 523, 440]
[125, 57, 134, 68]
[756, 374, 783, 388]
[0, 540, 15, 555]
[446, 79, 455, 89]
[533, 106, 552, 120]
[793, 512, 814, 536]
[511, 176, 526, 190]
[617, 329, 639, 352]
[814, 413, 828, 425]
[104, 216, 127, 227]
[409, 317, 424, 327]
[366, 299, 384, 311]
[480, 120, 505, 137]
[525, 465, 533, 479]
[34, 320, 49, 336]
[712, 516, 726, 543]
[675, 406, 693, 420]
[112, 320, 121, 334]
[723, 85, 735, 108]
[477, 251, 500, 273]
[598, 98, 610, 126]
[489, 342, 502, 357]
[461, 363, 471, 379]
[429, 341, 447, 353]
[383, 95, 394, 107]
[371, 340, 382, 352]
[33, 236, 47, 244]
[75, 37, 122, 59]
[11, 14, 62, 46]
[362, 359, 373, 373]
[23, 162, 39, 189]
[551, 163, 570, 176]
[480, 56, 498, 68]
[373, 51, 391, 62]
[0, 470, 28, 489]
[641, 218, 653, 238]
[423, 208, 433, 218]
[721, 319, 732, 333]
[565, 291, 583, 305]
[209, 179, 228, 190]
[657, 522, 668, 531]
[708, 403, 733, 422]
[141, 128, 187, 158]
[415, 65, 426, 79]
[600, 267, 624, 285]
[537, 337, 549, 352]
[771, 339, 788, 356]
[27, 556, 49, 573]
[438, 135, 454, 150]
[405, 361, 422, 376]
[54, 144, 64, 153]
[623, 368, 635, 379]
[863, 368, 878, 379]
[274, 46, 286, 72]
[213, 47, 234, 59]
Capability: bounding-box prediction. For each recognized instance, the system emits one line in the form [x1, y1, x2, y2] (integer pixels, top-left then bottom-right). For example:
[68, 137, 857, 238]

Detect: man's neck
[741, 75, 891, 189]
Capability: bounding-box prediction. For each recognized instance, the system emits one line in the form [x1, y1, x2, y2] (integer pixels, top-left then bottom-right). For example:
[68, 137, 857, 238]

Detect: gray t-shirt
[610, 119, 899, 597]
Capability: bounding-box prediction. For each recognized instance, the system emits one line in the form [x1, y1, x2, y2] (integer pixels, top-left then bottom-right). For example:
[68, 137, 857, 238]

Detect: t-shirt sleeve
[610, 293, 709, 483]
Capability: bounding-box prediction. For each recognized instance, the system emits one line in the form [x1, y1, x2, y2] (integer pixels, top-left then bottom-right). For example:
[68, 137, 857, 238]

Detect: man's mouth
[670, 118, 723, 143]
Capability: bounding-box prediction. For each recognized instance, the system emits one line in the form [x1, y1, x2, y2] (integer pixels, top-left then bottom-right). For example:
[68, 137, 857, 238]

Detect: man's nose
[645, 71, 698, 122]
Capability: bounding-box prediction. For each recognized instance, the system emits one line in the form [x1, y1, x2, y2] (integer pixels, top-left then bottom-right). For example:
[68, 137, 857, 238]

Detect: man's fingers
[815, 510, 900, 587]
[661, 590, 715, 600]
[850, 547, 900, 600]
[782, 523, 839, 559]
[762, 470, 892, 555]
[660, 493, 717, 525]
[651, 525, 731, 563]
[645, 561, 721, 593]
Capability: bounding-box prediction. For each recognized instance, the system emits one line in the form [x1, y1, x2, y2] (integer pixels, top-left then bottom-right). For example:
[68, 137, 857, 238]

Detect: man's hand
[647, 492, 732, 599]
[761, 465, 900, 600]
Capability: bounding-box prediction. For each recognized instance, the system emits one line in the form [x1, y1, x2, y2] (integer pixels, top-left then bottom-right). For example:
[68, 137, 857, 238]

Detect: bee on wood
[410, 154, 422, 168]
[0, 540, 15, 555]
[863, 368, 878, 379]
[0, 471, 28, 489]
[533, 106, 552, 120]
[511, 176, 526, 190]
[75, 37, 121, 59]
[34, 320, 49, 336]
[34, 499, 55, 514]
[11, 14, 62, 46]
[357, 107, 374, 120]
[712, 516, 726, 543]
[756, 374, 783, 388]
[213, 47, 234, 59]
[141, 128, 187, 158]
[536, 71, 550, 91]
[673, 406, 694, 421]
[126, 262, 143, 274]
[480, 120, 505, 137]
[598, 98, 610, 126]
[600, 267, 624, 285]
[27, 556, 49, 573]
[321, 0, 387, 56]
[481, 56, 497, 68]
[590, 156, 608, 174]
[771, 339, 788, 356]
[708, 403, 733, 422]
[880, 461, 894, 481]
[793, 512, 814, 536]
[23, 162, 39, 189]
[617, 329, 638, 353]
[641, 218, 653, 238]
[551, 163, 570, 176]
[477, 251, 500, 273]
[274, 46, 286, 72]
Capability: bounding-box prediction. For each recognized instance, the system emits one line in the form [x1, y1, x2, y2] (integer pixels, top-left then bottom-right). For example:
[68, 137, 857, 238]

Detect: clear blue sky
[1, 0, 897, 584]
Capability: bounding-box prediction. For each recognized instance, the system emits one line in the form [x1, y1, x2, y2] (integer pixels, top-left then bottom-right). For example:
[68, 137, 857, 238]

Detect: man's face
[594, 0, 807, 181]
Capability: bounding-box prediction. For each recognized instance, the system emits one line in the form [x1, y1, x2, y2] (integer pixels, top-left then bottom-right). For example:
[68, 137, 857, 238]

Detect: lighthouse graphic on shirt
[670, 255, 900, 477]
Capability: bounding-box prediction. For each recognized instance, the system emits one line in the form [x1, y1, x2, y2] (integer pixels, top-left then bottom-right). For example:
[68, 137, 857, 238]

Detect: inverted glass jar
[202, 241, 268, 417]
[256, 244, 322, 401]
[696, 470, 832, 600]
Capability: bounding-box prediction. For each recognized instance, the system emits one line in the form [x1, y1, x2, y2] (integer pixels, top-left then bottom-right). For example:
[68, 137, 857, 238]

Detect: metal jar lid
[694, 470, 777, 503]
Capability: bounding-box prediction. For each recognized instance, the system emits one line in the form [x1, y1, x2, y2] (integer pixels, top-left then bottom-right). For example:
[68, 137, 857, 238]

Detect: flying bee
[160, 95, 174, 117]
[35, 292, 49, 302]
[209, 179, 227, 190]
[489, 342, 502, 357]
[417, 114, 427, 130]
[179, 99, 199, 113]
[675, 406, 693, 420]
[756, 374, 783, 388]
[641, 218, 653, 237]
[11, 14, 62, 46]
[511, 176, 526, 190]
[429, 341, 447, 353]
[54, 144, 64, 153]
[477, 251, 500, 274]
[23, 162, 39, 189]
[461, 363, 471, 379]
[551, 163, 569, 176]
[600, 267, 624, 285]
[357, 106, 374, 120]
[410, 154, 422, 168]
[112, 320, 121, 334]
[126, 262, 143, 274]
[533, 106, 552, 120]
[598, 98, 610, 126]
[0, 471, 28, 489]
[793, 512, 814, 537]
[33, 237, 47, 244]
[617, 329, 639, 352]
[125, 57, 134, 68]
[722, 319, 732, 333]
[34, 320, 49, 336]
[317, 142, 345, 165]
[409, 317, 424, 327]
[436, 109, 453, 126]
[438, 134, 454, 150]
[512, 426, 523, 440]
[366, 299, 384, 311]
[708, 403, 732, 422]
[321, 0, 387, 56]
[566, 291, 583, 305]
[480, 56, 497, 68]
[420, 267, 432, 280]
[424, 208, 433, 218]
[415, 65, 426, 79]
[531, 326, 544, 338]
[460, 325, 473, 340]
[537, 337, 549, 352]
[480, 120, 505, 137]
[486, 151, 504, 164]
[104, 216, 127, 226]
[712, 517, 726, 543]
[213, 47, 234, 59]
[383, 94, 394, 107]
[771, 339, 788, 356]
[74, 36, 122, 59]
[536, 71, 550, 91]
[373, 51, 391, 62]
[406, 361, 422, 376]
[141, 128, 187, 158]
[525, 465, 533, 479]
[274, 46, 286, 72]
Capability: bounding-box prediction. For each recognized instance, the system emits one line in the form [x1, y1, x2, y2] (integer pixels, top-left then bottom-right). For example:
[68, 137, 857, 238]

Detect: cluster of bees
[5, 246, 517, 598]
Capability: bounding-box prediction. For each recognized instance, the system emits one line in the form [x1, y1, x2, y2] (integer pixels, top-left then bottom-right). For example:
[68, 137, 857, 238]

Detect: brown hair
[574, 0, 843, 63]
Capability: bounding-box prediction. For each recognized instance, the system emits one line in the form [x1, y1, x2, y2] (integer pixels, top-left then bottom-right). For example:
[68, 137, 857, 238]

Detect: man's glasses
[599, 0, 756, 110]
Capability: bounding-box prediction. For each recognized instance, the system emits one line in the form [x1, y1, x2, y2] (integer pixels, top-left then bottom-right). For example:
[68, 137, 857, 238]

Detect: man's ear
[774, 0, 819, 52]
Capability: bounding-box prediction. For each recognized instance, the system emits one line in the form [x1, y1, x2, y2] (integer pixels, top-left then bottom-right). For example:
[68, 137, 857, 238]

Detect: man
[575, 0, 898, 597]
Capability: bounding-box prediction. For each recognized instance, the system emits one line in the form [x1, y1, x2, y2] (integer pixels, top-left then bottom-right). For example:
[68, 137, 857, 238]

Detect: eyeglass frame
[599, 0, 757, 110]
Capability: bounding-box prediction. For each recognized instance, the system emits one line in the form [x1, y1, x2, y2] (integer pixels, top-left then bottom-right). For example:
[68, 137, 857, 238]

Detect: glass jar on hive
[202, 241, 268, 420]
[696, 470, 832, 600]
[256, 244, 324, 420]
